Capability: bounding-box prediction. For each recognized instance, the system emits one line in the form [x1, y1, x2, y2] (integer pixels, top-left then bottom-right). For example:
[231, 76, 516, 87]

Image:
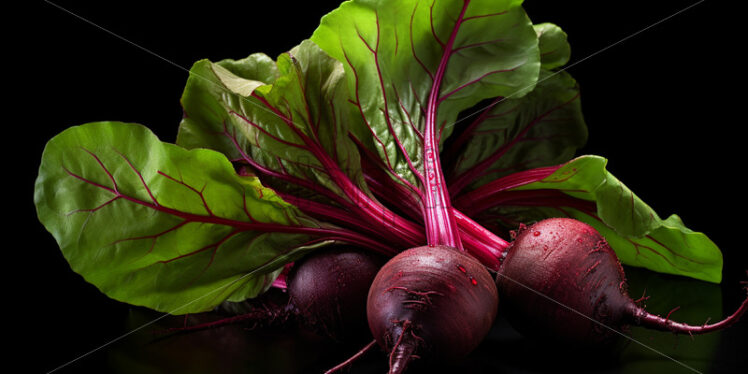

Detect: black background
[18, 1, 746, 373]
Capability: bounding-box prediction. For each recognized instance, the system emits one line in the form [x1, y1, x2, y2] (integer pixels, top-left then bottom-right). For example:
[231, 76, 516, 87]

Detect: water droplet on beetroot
[469, 276, 477, 286]
[457, 265, 467, 273]
[533, 231, 541, 237]
[543, 245, 549, 251]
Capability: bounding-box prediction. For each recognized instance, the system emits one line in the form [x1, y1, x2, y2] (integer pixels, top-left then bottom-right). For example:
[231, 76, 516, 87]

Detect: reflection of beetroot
[366, 245, 498, 374]
[497, 218, 748, 346]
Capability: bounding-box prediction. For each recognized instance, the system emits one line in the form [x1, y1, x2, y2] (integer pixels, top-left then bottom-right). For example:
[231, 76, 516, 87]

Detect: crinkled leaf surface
[177, 40, 368, 203]
[445, 70, 587, 194]
[443, 21, 582, 195]
[475, 156, 723, 283]
[311, 0, 540, 187]
[35, 122, 334, 313]
[177, 52, 276, 157]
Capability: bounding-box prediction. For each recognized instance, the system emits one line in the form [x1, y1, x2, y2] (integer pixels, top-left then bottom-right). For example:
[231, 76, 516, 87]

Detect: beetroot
[496, 218, 748, 346]
[287, 245, 384, 342]
[367, 245, 498, 374]
[167, 246, 384, 343]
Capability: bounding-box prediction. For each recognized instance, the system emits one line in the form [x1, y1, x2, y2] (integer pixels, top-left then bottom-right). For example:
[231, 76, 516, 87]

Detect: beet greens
[34, 0, 743, 373]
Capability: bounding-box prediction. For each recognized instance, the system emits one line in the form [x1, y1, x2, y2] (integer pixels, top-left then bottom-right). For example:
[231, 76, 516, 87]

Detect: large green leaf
[35, 122, 336, 313]
[310, 0, 541, 187]
[474, 156, 723, 283]
[177, 40, 369, 204]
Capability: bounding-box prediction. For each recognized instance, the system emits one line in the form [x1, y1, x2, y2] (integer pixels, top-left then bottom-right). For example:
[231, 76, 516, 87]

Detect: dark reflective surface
[34, 266, 746, 374]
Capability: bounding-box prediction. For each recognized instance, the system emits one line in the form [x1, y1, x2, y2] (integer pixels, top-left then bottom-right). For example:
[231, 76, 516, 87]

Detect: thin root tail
[324, 339, 377, 374]
[630, 290, 748, 335]
[388, 320, 420, 374]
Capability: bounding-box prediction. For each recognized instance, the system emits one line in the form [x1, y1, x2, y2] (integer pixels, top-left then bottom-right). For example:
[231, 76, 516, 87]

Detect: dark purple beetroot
[497, 218, 747, 346]
[367, 245, 498, 374]
[167, 246, 384, 344]
[288, 246, 385, 342]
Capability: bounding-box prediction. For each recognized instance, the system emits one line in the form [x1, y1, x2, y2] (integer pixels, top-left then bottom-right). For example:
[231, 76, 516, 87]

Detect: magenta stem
[278, 192, 404, 245]
[452, 165, 561, 212]
[420, 0, 471, 249]
[247, 92, 425, 247]
[452, 209, 509, 269]
[360, 145, 508, 267]
[360, 143, 507, 267]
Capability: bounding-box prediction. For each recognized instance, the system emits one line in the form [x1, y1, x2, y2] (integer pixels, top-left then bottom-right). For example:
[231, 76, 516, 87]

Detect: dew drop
[533, 231, 541, 237]
[543, 245, 549, 251]
[469, 276, 478, 286]
[457, 265, 467, 273]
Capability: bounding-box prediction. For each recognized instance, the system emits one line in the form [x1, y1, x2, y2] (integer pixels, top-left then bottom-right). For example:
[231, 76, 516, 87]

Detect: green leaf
[35, 122, 334, 313]
[535, 23, 571, 70]
[176, 52, 279, 164]
[446, 70, 587, 193]
[215, 53, 279, 85]
[507, 156, 723, 283]
[177, 40, 369, 203]
[310, 0, 540, 187]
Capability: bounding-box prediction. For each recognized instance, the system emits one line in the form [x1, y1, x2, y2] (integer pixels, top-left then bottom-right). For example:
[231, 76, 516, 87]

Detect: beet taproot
[167, 246, 384, 343]
[367, 245, 498, 374]
[287, 245, 385, 342]
[496, 218, 747, 346]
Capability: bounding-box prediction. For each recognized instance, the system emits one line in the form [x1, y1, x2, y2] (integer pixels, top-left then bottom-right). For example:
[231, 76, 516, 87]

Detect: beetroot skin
[168, 246, 384, 344]
[367, 245, 498, 374]
[288, 246, 385, 342]
[497, 218, 747, 346]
